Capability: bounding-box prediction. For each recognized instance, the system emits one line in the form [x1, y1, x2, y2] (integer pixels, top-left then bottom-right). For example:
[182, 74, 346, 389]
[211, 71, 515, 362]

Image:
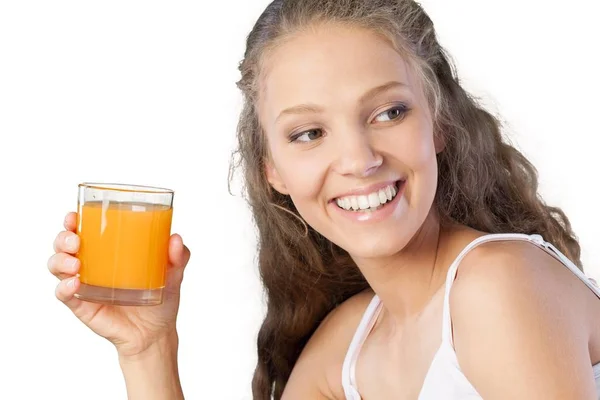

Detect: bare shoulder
[282, 289, 375, 400]
[449, 239, 598, 398]
[450, 239, 591, 319]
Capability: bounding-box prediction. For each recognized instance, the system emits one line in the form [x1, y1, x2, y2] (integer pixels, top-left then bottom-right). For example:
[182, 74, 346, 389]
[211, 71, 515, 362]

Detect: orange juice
[76, 201, 173, 290]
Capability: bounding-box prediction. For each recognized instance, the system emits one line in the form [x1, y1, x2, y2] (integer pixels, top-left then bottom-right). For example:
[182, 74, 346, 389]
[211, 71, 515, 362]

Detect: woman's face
[258, 24, 441, 259]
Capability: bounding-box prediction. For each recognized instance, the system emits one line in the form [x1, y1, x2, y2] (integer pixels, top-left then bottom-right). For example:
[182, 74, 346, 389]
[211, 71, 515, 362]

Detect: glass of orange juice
[74, 183, 174, 306]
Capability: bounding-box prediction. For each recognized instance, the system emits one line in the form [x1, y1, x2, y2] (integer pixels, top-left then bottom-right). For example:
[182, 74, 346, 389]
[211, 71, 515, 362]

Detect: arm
[451, 242, 597, 399]
[280, 347, 332, 400]
[282, 290, 375, 400]
[281, 311, 341, 400]
[118, 331, 184, 400]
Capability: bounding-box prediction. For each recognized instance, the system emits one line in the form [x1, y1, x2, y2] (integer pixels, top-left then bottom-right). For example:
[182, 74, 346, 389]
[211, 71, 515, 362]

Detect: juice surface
[76, 201, 172, 290]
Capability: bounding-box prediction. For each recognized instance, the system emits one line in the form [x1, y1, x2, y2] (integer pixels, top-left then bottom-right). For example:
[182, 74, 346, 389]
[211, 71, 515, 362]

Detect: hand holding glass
[75, 183, 174, 306]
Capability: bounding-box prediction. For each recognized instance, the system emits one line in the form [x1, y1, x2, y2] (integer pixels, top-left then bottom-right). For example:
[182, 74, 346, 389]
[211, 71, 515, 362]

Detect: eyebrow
[275, 80, 409, 123]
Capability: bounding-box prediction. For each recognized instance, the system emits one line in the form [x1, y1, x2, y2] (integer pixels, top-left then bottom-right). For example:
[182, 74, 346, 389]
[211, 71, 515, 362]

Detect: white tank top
[341, 233, 600, 399]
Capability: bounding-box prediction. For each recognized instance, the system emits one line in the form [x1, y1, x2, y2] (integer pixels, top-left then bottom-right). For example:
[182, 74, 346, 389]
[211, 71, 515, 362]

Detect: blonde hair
[231, 0, 581, 398]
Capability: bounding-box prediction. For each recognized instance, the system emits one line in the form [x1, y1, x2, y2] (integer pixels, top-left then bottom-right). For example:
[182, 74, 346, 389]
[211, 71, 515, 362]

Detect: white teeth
[385, 185, 392, 201]
[343, 197, 351, 210]
[368, 192, 380, 208]
[378, 189, 387, 204]
[358, 196, 370, 210]
[336, 197, 353, 210]
[335, 182, 401, 212]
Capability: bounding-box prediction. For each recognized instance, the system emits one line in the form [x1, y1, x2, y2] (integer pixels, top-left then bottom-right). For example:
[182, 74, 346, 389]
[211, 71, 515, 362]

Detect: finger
[63, 212, 77, 232]
[55, 276, 84, 312]
[53, 231, 80, 254]
[55, 277, 103, 323]
[48, 253, 80, 280]
[168, 234, 191, 269]
[165, 234, 190, 292]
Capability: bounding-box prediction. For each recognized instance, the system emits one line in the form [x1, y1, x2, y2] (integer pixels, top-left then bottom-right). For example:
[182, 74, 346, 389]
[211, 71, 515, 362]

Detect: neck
[352, 211, 451, 323]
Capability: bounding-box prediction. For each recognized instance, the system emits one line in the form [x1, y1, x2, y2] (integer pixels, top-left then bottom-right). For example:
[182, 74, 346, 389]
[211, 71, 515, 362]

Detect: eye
[289, 129, 324, 143]
[373, 104, 409, 123]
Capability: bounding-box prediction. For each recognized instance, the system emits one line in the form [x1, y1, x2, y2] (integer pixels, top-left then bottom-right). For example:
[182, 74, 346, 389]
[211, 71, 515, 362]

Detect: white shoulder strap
[341, 294, 382, 399]
[440, 233, 599, 347]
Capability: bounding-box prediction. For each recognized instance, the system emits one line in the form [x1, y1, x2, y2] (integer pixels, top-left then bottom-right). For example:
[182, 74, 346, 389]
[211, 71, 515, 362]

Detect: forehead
[258, 24, 417, 119]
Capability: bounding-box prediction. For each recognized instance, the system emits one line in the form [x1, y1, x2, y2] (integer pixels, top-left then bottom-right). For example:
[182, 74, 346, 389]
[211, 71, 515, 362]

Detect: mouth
[332, 180, 405, 213]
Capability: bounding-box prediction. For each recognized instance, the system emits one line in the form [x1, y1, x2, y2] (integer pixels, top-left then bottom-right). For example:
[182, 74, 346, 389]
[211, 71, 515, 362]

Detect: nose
[332, 128, 383, 178]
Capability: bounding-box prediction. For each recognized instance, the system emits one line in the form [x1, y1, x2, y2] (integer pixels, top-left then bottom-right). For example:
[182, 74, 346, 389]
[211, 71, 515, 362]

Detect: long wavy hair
[230, 0, 582, 398]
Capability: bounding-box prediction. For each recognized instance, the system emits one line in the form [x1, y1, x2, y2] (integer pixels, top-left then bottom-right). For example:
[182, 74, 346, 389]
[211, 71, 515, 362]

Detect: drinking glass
[74, 183, 174, 306]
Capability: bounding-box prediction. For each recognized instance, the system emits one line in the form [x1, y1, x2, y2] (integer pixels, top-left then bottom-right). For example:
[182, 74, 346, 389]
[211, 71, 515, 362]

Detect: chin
[334, 229, 414, 260]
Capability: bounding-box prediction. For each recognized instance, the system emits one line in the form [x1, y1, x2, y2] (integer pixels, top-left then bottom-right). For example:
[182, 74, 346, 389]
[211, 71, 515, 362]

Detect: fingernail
[70, 258, 79, 270]
[67, 276, 77, 289]
[65, 235, 77, 250]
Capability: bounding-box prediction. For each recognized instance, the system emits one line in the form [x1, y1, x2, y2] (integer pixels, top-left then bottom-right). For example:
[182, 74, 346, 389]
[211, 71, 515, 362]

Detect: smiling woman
[231, 1, 600, 399]
[46, 0, 600, 399]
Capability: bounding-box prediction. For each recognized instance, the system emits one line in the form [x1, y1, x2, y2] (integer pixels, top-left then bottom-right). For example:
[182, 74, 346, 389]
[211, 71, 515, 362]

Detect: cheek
[381, 117, 438, 206]
[272, 150, 328, 203]
[382, 116, 437, 171]
[408, 132, 437, 171]
[279, 157, 329, 226]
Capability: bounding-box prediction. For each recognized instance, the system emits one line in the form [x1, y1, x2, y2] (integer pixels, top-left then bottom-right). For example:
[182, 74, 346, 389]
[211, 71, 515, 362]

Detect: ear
[264, 159, 289, 195]
[434, 132, 446, 154]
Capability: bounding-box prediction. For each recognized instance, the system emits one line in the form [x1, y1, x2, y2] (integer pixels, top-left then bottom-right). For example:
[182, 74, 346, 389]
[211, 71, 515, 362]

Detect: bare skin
[258, 24, 600, 399]
[49, 212, 189, 399]
[282, 225, 600, 399]
[49, 22, 600, 400]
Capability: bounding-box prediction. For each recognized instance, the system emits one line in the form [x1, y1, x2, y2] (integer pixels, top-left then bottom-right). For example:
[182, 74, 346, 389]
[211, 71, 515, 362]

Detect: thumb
[165, 234, 191, 292]
[169, 233, 191, 269]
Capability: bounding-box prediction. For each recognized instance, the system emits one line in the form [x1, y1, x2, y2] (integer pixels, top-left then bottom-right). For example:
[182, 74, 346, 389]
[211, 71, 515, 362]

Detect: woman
[48, 0, 600, 398]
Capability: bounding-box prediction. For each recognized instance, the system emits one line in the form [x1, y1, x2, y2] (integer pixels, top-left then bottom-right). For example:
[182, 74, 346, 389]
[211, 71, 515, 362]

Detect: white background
[1, 1, 598, 399]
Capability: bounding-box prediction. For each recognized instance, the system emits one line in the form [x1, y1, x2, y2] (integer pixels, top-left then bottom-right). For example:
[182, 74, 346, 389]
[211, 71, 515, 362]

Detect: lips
[330, 180, 406, 223]
[334, 181, 400, 212]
